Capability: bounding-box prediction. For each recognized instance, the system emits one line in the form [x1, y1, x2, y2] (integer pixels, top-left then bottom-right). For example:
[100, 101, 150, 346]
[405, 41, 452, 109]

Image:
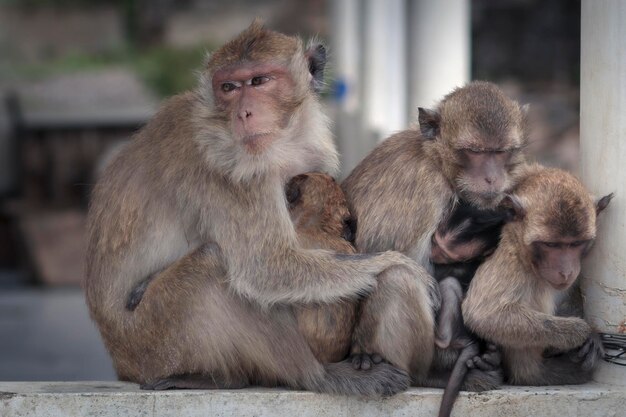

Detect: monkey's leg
[435, 277, 464, 349]
[124, 248, 408, 397]
[504, 345, 596, 385]
[351, 265, 436, 381]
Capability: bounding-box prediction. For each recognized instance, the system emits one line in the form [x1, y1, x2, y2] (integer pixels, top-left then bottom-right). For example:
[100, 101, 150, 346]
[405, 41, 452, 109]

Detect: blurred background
[0, 0, 581, 381]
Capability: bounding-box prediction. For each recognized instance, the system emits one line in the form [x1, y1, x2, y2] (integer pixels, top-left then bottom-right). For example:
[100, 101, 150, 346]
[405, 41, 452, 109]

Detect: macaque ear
[418, 107, 441, 140]
[285, 174, 307, 207]
[500, 194, 526, 222]
[306, 43, 326, 93]
[596, 193, 614, 216]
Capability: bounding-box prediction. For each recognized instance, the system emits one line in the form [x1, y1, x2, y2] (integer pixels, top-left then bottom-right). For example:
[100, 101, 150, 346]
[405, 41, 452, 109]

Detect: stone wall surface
[1, 382, 625, 417]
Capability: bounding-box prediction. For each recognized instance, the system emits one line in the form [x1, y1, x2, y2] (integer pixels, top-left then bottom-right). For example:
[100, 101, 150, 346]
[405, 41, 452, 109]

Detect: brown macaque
[127, 172, 358, 364]
[85, 21, 436, 396]
[343, 81, 525, 390]
[463, 164, 613, 385]
[343, 81, 526, 270]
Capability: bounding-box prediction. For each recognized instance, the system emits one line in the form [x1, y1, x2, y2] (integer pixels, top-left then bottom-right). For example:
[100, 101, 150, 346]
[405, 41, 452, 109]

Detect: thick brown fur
[85, 22, 436, 396]
[463, 164, 608, 385]
[343, 82, 522, 389]
[343, 81, 526, 270]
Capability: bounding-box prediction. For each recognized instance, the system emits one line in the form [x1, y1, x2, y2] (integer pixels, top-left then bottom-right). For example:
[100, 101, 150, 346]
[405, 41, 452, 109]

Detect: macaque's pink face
[531, 238, 592, 290]
[212, 61, 296, 154]
[458, 149, 513, 201]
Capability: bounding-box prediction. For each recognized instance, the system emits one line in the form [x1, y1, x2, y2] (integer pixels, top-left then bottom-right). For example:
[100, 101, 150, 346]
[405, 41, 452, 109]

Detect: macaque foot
[569, 332, 604, 371]
[350, 353, 385, 370]
[464, 344, 503, 391]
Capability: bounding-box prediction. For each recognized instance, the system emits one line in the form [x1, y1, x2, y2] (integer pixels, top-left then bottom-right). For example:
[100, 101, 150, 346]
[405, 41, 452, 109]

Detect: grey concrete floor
[0, 288, 116, 381]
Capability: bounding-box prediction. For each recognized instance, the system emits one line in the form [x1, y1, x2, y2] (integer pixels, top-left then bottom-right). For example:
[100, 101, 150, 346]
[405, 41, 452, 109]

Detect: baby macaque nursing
[85, 20, 610, 410]
[86, 21, 432, 396]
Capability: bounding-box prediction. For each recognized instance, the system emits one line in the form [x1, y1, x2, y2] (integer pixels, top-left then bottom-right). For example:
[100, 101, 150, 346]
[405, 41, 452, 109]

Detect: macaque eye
[541, 242, 560, 248]
[465, 148, 482, 155]
[221, 82, 237, 92]
[570, 241, 587, 248]
[250, 76, 270, 86]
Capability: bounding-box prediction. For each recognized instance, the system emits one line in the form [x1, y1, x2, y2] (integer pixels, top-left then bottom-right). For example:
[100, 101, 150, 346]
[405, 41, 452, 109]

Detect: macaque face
[531, 238, 592, 290]
[212, 61, 296, 154]
[456, 147, 519, 204]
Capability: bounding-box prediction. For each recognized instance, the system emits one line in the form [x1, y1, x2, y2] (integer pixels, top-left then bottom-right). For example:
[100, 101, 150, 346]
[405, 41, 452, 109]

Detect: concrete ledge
[1, 382, 625, 417]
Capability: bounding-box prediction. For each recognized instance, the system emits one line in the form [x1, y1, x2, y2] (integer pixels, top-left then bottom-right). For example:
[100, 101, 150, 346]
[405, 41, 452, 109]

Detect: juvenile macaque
[286, 173, 358, 363]
[463, 165, 613, 385]
[85, 21, 435, 396]
[343, 82, 524, 390]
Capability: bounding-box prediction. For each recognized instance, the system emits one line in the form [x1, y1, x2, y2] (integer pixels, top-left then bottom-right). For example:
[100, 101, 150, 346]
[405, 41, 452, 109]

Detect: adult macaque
[85, 21, 436, 396]
[344, 82, 523, 390]
[127, 172, 358, 364]
[343, 81, 527, 271]
[463, 165, 613, 385]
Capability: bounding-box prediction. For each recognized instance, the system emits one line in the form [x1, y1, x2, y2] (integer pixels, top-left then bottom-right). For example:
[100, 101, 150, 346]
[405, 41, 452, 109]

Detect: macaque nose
[559, 271, 573, 282]
[485, 176, 495, 185]
[238, 110, 252, 120]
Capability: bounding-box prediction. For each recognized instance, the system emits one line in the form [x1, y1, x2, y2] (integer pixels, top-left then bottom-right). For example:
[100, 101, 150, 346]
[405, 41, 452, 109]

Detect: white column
[332, 0, 361, 114]
[331, 0, 367, 177]
[362, 0, 407, 140]
[408, 0, 470, 117]
[580, 0, 626, 385]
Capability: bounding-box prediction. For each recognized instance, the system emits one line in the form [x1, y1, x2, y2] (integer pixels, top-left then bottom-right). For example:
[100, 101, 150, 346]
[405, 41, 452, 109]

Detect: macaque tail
[438, 342, 479, 417]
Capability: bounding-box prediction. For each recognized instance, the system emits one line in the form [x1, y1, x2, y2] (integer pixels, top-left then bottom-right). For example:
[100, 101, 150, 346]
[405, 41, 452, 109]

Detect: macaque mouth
[476, 190, 500, 200]
[540, 270, 576, 290]
[242, 132, 274, 152]
[547, 280, 571, 291]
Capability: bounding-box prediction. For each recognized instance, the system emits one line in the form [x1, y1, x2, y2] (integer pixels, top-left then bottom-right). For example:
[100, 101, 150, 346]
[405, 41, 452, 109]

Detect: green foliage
[6, 44, 211, 98]
[133, 45, 208, 97]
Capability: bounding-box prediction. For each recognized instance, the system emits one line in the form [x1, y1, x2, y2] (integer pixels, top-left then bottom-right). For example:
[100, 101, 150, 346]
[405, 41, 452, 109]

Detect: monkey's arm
[538, 334, 602, 385]
[506, 334, 602, 386]
[228, 247, 436, 308]
[463, 302, 591, 351]
[209, 183, 438, 308]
